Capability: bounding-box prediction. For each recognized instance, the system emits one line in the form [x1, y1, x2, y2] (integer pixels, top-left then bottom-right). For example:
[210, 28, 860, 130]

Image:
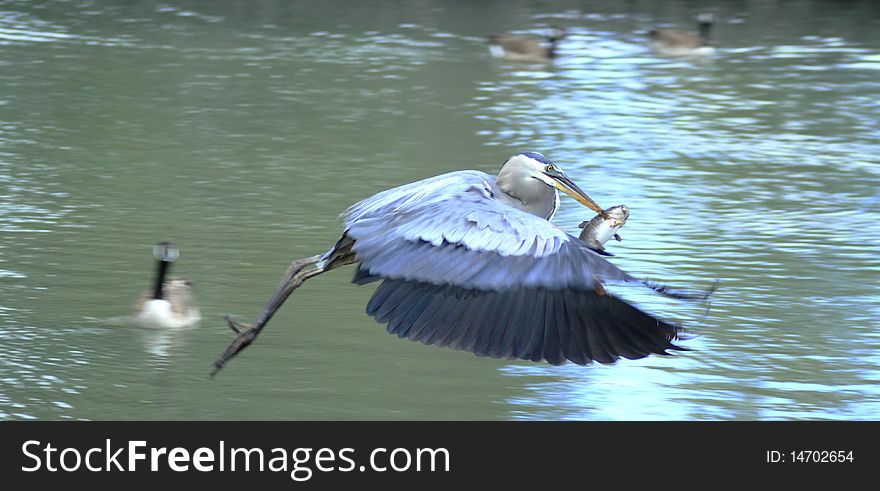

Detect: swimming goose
[131, 242, 200, 329]
[648, 13, 715, 56]
[487, 27, 565, 63]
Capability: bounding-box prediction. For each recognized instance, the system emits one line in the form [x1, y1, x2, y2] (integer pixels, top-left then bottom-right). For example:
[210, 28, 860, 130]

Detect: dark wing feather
[561, 290, 588, 364]
[368, 279, 681, 365]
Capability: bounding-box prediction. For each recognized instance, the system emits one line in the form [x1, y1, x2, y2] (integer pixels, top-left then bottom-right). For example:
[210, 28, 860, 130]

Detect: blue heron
[212, 152, 710, 375]
[132, 242, 200, 329]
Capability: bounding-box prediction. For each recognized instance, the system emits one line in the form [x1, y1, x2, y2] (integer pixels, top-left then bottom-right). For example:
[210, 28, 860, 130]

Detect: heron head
[498, 152, 607, 217]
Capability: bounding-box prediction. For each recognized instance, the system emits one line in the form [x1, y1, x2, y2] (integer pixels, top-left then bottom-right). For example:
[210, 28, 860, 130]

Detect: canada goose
[648, 13, 715, 56]
[131, 242, 200, 329]
[487, 27, 565, 63]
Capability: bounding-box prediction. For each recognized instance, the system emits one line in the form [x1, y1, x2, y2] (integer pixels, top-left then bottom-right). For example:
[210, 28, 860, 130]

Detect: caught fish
[578, 205, 629, 256]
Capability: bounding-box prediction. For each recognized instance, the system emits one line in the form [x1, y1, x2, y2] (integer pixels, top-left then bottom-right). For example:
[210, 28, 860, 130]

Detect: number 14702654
[767, 450, 854, 463]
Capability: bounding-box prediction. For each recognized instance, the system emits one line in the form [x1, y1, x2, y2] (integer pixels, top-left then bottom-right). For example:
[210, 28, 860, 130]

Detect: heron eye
[545, 165, 554, 173]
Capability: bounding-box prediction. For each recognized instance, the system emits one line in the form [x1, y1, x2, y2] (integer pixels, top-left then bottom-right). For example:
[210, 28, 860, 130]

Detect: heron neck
[492, 181, 557, 219]
[153, 260, 171, 300]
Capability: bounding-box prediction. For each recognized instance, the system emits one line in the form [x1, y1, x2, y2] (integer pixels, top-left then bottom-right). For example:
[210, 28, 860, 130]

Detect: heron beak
[549, 174, 607, 218]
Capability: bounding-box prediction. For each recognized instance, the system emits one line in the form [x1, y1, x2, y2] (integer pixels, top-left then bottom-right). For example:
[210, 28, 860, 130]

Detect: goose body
[131, 243, 200, 329]
[487, 28, 564, 63]
[649, 14, 715, 56]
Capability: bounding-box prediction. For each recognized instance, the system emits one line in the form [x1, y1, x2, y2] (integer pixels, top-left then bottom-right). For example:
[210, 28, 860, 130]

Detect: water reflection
[0, 0, 878, 420]
[137, 325, 197, 366]
[468, 2, 880, 420]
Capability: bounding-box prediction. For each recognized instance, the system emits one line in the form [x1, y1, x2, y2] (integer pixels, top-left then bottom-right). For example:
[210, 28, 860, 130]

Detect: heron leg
[222, 254, 323, 334]
[210, 242, 358, 377]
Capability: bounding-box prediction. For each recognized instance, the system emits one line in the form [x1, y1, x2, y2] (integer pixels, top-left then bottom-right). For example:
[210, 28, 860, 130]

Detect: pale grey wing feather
[345, 170, 635, 291]
[351, 237, 633, 291]
[345, 170, 566, 258]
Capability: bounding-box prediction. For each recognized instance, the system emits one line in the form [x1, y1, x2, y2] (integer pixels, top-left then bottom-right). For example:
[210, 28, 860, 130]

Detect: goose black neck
[153, 260, 171, 299]
[547, 38, 558, 59]
[698, 22, 712, 43]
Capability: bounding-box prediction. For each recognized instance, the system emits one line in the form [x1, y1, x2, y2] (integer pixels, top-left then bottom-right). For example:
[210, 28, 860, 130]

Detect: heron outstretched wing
[343, 171, 683, 365]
